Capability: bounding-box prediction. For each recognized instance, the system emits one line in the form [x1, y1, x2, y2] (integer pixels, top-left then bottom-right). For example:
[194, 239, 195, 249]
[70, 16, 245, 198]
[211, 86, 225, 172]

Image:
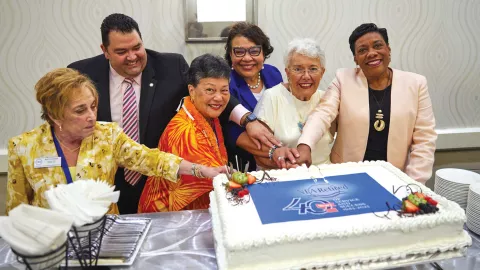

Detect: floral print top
[7, 121, 182, 215]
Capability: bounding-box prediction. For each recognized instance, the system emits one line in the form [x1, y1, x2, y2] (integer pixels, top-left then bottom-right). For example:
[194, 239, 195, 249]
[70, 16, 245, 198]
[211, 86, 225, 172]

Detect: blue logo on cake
[298, 183, 349, 198]
[282, 198, 339, 215]
[248, 173, 402, 224]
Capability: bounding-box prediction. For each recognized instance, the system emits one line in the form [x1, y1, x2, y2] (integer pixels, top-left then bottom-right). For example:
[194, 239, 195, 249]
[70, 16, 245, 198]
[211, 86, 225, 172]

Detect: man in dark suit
[68, 13, 280, 214]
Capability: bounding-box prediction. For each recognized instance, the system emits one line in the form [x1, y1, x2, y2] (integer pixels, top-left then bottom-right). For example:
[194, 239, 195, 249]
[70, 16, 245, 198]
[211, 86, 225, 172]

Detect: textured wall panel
[1, 0, 479, 155]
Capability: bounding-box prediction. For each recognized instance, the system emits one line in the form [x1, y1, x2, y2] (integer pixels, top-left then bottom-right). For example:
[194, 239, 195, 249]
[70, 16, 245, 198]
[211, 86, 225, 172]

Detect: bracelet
[268, 145, 279, 160]
[191, 163, 197, 176]
[195, 164, 204, 178]
[192, 163, 205, 178]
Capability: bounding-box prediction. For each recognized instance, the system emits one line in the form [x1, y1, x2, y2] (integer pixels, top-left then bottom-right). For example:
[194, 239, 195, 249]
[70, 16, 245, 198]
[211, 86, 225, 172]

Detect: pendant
[298, 121, 304, 133]
[374, 109, 385, 132]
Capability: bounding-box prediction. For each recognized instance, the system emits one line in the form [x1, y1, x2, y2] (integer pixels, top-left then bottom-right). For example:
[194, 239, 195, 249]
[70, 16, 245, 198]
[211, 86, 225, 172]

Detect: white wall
[1, 0, 480, 173]
[0, 174, 6, 215]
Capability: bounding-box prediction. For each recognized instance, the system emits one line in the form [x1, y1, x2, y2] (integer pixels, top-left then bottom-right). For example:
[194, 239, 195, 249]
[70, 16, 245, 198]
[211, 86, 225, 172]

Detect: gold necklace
[370, 70, 391, 132]
[56, 135, 81, 152]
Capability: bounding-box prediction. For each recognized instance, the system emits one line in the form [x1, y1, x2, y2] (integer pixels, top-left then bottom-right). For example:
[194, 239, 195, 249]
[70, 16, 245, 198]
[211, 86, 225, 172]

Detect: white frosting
[210, 161, 472, 270]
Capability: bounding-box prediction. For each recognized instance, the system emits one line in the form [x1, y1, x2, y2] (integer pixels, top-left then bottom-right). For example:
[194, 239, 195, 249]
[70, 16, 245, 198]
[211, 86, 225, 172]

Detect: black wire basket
[12, 240, 69, 270]
[67, 215, 107, 268]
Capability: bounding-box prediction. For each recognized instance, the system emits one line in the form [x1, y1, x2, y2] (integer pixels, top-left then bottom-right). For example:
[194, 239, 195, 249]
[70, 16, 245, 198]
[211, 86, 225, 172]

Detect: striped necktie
[122, 78, 142, 185]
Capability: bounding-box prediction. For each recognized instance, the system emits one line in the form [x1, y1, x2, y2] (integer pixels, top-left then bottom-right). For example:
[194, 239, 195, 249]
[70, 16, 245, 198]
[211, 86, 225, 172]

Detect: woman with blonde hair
[6, 68, 226, 214]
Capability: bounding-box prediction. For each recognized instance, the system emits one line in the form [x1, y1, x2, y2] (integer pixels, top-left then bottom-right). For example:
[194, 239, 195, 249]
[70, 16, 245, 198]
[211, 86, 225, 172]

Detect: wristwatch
[243, 113, 258, 127]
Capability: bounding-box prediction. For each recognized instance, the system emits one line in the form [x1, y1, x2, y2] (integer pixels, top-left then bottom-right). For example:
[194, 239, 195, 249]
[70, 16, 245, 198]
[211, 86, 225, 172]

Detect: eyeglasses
[289, 67, 322, 75]
[232, 45, 262, 57]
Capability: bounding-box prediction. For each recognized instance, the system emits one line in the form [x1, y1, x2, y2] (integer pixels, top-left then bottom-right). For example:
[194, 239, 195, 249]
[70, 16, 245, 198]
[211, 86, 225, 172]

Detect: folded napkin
[44, 179, 119, 227]
[51, 184, 94, 226]
[0, 204, 73, 255]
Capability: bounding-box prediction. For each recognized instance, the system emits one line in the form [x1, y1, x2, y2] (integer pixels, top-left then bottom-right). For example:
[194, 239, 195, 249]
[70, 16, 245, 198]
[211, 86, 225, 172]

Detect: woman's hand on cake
[245, 119, 282, 149]
[296, 144, 312, 166]
[273, 147, 299, 169]
[199, 165, 229, 178]
[285, 161, 299, 169]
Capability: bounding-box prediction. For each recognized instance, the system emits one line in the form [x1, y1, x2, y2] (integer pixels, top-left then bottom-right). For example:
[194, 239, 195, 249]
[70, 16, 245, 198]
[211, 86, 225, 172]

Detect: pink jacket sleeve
[298, 74, 341, 150]
[405, 77, 437, 183]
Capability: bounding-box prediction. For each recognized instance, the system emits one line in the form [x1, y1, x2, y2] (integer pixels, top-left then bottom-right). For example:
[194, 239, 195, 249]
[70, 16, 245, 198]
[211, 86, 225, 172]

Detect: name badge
[34, 157, 62, 168]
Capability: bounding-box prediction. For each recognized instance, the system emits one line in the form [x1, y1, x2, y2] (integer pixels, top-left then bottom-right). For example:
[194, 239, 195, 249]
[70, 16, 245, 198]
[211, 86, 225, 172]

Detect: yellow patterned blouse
[6, 121, 183, 215]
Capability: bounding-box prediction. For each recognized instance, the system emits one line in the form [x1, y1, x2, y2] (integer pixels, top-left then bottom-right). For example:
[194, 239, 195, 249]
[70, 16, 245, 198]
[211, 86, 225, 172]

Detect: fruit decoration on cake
[224, 171, 255, 205]
[401, 192, 439, 215]
[375, 184, 440, 219]
[223, 161, 277, 205]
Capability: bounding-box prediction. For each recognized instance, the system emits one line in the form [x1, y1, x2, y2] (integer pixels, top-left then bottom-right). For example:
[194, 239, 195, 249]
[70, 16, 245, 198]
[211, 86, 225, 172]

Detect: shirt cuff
[229, 104, 250, 125]
[297, 136, 315, 151]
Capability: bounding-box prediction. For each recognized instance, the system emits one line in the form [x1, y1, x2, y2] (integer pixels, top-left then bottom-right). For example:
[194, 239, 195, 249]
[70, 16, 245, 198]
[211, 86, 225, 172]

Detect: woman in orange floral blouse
[139, 54, 231, 212]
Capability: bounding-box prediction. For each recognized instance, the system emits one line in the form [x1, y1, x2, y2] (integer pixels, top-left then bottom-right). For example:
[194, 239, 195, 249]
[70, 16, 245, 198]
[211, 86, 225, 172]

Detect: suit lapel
[139, 57, 157, 144]
[355, 69, 371, 160]
[232, 70, 257, 111]
[261, 66, 278, 89]
[387, 68, 400, 162]
[94, 59, 112, 122]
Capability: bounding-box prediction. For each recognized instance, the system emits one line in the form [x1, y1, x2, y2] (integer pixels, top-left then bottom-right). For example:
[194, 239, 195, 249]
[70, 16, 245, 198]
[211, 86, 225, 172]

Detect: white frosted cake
[209, 161, 471, 270]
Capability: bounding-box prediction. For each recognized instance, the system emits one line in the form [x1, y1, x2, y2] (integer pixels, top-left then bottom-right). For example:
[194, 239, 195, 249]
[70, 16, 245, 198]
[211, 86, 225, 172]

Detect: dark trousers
[114, 168, 147, 214]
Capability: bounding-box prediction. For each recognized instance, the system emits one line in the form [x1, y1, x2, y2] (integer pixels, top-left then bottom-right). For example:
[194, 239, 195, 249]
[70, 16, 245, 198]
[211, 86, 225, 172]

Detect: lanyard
[51, 127, 74, 184]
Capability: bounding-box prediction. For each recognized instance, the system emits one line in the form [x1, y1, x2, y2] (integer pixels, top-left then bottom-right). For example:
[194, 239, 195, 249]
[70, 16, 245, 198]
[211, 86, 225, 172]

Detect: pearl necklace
[247, 73, 261, 89]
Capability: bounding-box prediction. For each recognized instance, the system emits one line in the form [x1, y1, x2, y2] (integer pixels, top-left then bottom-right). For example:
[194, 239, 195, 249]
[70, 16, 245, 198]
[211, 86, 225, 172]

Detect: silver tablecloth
[1, 210, 480, 269]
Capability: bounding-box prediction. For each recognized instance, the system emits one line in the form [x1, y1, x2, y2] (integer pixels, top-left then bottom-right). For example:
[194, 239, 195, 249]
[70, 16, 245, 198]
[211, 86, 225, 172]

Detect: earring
[59, 125, 63, 132]
[262, 65, 265, 69]
[231, 66, 234, 70]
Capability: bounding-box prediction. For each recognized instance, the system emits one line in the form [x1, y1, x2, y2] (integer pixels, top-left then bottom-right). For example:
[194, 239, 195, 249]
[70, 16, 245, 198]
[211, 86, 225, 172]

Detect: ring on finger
[278, 156, 284, 161]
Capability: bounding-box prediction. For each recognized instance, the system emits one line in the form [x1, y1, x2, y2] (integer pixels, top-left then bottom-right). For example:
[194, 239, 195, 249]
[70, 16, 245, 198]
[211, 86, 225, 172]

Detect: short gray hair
[187, 53, 231, 87]
[284, 38, 326, 68]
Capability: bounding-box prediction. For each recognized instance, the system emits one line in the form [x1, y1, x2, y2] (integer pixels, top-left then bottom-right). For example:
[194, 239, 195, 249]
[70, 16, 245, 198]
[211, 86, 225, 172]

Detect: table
[1, 210, 480, 269]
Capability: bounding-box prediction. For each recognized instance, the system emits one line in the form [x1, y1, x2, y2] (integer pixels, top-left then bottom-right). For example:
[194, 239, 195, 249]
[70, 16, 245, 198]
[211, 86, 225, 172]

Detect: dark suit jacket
[68, 49, 239, 213]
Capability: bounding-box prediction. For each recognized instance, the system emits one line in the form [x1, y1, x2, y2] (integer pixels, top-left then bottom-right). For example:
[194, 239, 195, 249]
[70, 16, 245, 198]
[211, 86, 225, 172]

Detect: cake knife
[244, 161, 249, 173]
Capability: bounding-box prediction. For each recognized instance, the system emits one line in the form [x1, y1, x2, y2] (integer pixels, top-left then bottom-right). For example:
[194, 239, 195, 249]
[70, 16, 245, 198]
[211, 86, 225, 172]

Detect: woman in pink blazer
[297, 23, 437, 184]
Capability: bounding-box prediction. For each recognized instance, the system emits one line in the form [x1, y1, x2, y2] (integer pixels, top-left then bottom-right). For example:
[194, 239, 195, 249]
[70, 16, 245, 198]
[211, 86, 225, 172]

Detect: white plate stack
[434, 168, 480, 209]
[466, 183, 480, 234]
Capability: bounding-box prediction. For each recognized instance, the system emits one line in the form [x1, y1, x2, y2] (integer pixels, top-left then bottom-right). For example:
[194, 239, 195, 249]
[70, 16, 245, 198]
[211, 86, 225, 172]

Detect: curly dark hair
[224, 22, 274, 66]
[101, 13, 142, 48]
[348, 23, 389, 55]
